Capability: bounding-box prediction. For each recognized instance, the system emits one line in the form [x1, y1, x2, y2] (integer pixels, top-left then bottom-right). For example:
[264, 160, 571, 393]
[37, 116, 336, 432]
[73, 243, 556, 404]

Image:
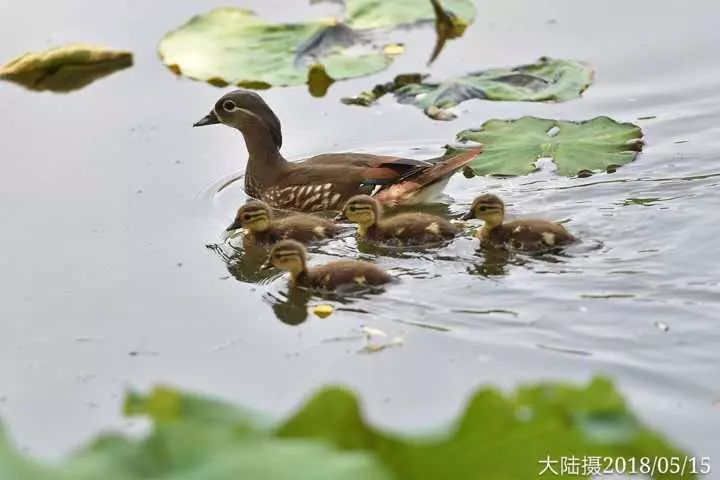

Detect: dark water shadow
[263, 284, 390, 326]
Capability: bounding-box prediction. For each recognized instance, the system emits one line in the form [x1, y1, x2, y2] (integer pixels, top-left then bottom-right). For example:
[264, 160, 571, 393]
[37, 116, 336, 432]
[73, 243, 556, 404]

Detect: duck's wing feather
[373, 147, 482, 205]
[279, 147, 482, 207]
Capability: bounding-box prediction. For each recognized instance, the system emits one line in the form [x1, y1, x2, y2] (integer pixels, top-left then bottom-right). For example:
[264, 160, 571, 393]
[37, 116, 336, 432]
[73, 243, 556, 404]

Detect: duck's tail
[374, 146, 482, 206]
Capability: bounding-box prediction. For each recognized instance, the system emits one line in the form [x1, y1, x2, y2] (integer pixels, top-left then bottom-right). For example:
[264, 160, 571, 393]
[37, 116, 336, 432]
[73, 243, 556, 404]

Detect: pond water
[1, 0, 719, 469]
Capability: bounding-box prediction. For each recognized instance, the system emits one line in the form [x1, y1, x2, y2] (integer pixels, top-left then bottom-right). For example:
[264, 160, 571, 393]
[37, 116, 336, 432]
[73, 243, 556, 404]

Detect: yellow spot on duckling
[313, 226, 326, 238]
[395, 227, 406, 236]
[312, 304, 334, 319]
[513, 226, 525, 233]
[425, 222, 440, 235]
[353, 275, 367, 285]
[541, 232, 556, 246]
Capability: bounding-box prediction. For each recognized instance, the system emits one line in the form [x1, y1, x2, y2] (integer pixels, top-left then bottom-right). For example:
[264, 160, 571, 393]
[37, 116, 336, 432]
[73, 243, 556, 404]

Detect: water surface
[0, 0, 718, 469]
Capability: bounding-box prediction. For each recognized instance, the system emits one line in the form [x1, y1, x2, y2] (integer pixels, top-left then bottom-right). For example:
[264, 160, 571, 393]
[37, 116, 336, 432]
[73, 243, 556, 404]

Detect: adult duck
[194, 90, 481, 212]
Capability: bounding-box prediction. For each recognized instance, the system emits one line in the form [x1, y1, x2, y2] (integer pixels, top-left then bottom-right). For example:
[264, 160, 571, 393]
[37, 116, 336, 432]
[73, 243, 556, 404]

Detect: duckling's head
[227, 201, 272, 232]
[341, 195, 381, 232]
[262, 240, 307, 278]
[194, 90, 282, 149]
[463, 194, 505, 227]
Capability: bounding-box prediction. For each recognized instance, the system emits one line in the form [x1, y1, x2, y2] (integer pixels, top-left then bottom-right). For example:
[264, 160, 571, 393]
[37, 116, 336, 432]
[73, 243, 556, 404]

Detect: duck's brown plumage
[463, 194, 576, 251]
[227, 200, 338, 245]
[342, 195, 458, 247]
[195, 90, 481, 212]
[264, 240, 392, 291]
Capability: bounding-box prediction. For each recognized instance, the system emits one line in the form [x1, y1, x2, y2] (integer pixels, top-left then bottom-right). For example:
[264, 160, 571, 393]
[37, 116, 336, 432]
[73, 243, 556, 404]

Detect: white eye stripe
[222, 100, 241, 112]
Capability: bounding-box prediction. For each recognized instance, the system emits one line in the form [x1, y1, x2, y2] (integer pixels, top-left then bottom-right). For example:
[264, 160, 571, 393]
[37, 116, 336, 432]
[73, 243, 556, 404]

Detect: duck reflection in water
[208, 240, 282, 285]
[263, 289, 314, 326]
[468, 246, 514, 277]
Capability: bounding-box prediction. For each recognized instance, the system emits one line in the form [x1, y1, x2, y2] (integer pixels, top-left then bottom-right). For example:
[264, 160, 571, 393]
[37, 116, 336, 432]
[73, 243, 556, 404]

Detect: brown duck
[462, 194, 577, 251]
[340, 195, 458, 247]
[194, 90, 481, 212]
[262, 240, 393, 291]
[227, 200, 338, 245]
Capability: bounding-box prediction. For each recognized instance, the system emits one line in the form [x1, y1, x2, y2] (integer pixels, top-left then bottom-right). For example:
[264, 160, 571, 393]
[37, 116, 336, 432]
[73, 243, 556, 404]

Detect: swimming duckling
[262, 240, 393, 291]
[340, 195, 458, 247]
[227, 200, 338, 245]
[462, 194, 576, 251]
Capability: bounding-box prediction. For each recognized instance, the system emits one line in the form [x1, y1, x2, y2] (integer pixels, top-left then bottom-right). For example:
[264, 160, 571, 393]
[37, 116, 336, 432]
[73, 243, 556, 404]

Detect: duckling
[262, 240, 393, 291]
[227, 200, 339, 245]
[462, 194, 576, 251]
[340, 195, 458, 247]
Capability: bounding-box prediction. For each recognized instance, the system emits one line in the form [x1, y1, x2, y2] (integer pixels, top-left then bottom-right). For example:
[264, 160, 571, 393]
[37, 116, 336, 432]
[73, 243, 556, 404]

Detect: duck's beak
[193, 111, 220, 127]
[461, 210, 475, 221]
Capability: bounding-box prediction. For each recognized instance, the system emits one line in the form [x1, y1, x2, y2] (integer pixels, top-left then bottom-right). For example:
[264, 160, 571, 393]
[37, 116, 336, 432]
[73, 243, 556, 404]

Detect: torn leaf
[0, 43, 132, 92]
[342, 58, 593, 120]
[454, 116, 643, 177]
[158, 1, 475, 94]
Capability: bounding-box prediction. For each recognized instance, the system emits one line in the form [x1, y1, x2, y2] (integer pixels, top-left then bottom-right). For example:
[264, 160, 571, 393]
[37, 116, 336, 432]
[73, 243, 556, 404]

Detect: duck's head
[194, 90, 282, 149]
[341, 195, 381, 229]
[227, 200, 272, 232]
[262, 240, 307, 277]
[462, 194, 505, 227]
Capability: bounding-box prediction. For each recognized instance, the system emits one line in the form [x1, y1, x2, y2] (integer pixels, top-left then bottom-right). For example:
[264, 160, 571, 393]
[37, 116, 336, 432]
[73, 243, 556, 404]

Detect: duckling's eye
[242, 214, 252, 221]
[222, 100, 237, 112]
[478, 206, 488, 211]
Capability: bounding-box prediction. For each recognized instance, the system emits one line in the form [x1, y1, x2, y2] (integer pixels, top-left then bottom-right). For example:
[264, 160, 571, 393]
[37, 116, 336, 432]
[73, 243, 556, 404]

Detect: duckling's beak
[193, 111, 220, 127]
[226, 219, 242, 232]
[260, 260, 274, 271]
[461, 210, 475, 221]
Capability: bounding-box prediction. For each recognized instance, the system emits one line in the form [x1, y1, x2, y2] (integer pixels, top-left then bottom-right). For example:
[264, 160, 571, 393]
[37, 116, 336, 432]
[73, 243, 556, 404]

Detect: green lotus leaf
[345, 0, 476, 30]
[0, 378, 689, 479]
[343, 58, 593, 119]
[0, 43, 132, 92]
[278, 378, 691, 480]
[454, 116, 644, 177]
[158, 0, 476, 92]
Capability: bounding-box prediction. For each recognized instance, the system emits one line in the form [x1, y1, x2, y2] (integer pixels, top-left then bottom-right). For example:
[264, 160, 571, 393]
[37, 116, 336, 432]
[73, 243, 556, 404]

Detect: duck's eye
[222, 100, 237, 111]
[242, 214, 252, 221]
[478, 206, 488, 211]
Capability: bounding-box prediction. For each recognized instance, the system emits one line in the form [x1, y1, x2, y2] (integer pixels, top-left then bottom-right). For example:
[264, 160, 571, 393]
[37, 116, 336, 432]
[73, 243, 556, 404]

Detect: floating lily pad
[158, 0, 476, 93]
[0, 43, 132, 92]
[0, 377, 689, 479]
[454, 116, 644, 177]
[343, 57, 593, 119]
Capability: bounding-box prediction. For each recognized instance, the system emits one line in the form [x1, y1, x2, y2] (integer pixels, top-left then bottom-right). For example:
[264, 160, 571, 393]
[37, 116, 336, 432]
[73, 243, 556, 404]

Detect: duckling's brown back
[495, 219, 575, 250]
[271, 214, 339, 243]
[372, 212, 458, 245]
[303, 260, 392, 290]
